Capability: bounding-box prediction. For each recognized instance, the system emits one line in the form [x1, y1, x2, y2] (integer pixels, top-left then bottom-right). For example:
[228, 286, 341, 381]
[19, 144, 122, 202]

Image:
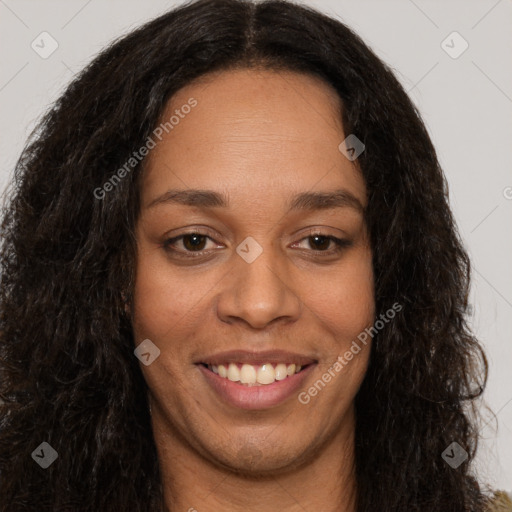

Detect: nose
[216, 241, 302, 329]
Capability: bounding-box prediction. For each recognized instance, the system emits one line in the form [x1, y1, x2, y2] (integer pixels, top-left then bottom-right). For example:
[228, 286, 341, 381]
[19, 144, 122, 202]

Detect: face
[132, 67, 375, 475]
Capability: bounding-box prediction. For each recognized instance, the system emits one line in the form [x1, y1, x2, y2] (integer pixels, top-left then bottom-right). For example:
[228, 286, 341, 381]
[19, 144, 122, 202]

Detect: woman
[0, 0, 508, 510]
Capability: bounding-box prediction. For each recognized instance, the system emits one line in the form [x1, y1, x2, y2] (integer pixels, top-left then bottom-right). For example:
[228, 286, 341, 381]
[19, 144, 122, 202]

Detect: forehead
[141, 68, 366, 210]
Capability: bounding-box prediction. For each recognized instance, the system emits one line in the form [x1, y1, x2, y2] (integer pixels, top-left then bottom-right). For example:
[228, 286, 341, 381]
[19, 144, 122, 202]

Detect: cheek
[132, 244, 226, 345]
[321, 258, 375, 396]
[131, 247, 191, 340]
[309, 250, 375, 340]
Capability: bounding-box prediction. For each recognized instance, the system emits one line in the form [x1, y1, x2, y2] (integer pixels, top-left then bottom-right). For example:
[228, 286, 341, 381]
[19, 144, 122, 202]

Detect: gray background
[1, 0, 511, 492]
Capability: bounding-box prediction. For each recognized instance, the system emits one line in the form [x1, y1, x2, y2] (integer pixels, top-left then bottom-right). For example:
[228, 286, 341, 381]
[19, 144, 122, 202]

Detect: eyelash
[162, 230, 352, 259]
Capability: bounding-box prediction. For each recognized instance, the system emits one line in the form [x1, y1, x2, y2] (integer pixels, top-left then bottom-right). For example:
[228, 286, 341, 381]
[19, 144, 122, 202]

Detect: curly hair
[0, 0, 495, 510]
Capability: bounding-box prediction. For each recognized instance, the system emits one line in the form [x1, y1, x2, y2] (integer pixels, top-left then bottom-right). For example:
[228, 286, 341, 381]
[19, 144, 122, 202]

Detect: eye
[162, 230, 352, 259]
[162, 232, 219, 257]
[292, 233, 352, 254]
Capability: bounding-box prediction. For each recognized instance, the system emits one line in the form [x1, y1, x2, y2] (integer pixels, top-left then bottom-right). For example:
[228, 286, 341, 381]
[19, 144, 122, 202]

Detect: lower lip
[197, 363, 316, 410]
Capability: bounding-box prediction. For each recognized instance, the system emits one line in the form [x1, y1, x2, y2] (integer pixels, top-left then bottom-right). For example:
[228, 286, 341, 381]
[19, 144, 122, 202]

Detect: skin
[131, 67, 375, 512]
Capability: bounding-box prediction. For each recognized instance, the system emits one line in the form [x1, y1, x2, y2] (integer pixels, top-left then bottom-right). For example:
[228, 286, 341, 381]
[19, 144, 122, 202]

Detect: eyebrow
[146, 188, 364, 213]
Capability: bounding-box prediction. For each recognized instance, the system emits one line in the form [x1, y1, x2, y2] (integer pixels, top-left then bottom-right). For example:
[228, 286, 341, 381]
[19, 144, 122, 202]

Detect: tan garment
[488, 491, 512, 511]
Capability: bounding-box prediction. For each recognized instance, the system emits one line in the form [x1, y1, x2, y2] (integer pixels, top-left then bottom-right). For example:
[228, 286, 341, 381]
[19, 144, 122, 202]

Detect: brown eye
[163, 231, 352, 261]
[308, 235, 331, 251]
[293, 233, 352, 255]
[181, 234, 208, 251]
[163, 232, 217, 257]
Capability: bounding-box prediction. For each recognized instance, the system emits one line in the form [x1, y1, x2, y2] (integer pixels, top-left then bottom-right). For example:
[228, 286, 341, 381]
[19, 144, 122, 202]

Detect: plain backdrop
[0, 0, 511, 493]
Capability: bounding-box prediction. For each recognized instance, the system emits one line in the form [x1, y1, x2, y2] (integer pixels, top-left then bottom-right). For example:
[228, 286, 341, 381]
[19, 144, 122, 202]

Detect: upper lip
[196, 349, 318, 367]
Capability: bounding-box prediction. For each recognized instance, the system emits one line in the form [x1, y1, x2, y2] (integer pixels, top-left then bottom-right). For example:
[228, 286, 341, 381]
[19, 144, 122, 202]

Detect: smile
[203, 362, 303, 386]
[197, 362, 316, 410]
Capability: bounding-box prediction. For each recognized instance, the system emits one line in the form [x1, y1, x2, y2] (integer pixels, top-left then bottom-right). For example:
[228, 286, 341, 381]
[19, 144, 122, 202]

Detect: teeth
[208, 362, 304, 386]
[257, 363, 276, 384]
[227, 363, 240, 382]
[274, 363, 289, 381]
[240, 364, 256, 384]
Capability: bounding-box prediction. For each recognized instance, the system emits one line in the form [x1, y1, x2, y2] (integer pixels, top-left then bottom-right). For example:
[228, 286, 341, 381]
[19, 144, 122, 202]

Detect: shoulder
[486, 490, 512, 511]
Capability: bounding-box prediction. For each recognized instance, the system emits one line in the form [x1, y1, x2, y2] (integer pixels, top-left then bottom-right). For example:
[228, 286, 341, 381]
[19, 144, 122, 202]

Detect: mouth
[197, 361, 313, 386]
[196, 361, 317, 410]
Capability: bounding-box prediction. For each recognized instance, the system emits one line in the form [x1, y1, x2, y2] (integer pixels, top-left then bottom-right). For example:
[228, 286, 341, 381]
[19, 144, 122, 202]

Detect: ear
[121, 291, 131, 316]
